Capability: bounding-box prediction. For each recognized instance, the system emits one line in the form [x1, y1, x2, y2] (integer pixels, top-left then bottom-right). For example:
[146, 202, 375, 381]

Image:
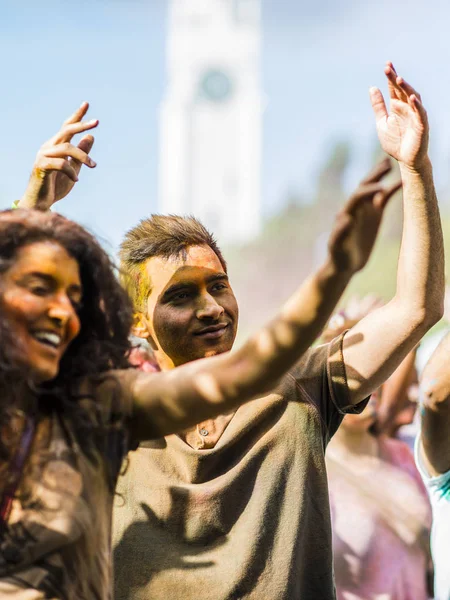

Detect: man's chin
[204, 349, 221, 358]
[204, 338, 233, 356]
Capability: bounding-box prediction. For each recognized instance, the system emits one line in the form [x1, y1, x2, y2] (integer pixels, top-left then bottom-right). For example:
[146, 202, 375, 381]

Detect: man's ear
[132, 312, 158, 351]
[132, 312, 150, 339]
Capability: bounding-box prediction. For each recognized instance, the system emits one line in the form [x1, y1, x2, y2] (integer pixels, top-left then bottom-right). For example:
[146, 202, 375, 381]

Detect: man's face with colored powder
[134, 245, 239, 370]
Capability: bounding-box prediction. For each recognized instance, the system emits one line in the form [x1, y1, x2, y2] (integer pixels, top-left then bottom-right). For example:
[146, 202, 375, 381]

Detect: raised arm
[18, 102, 98, 210]
[419, 332, 450, 476]
[124, 161, 400, 441]
[375, 348, 418, 435]
[341, 62, 444, 405]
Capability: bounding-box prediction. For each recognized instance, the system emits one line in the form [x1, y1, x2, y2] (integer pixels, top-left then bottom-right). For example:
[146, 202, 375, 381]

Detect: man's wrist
[319, 257, 354, 288]
[399, 156, 433, 179]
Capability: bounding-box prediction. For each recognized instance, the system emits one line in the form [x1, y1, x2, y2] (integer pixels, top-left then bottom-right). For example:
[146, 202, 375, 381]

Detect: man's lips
[193, 323, 229, 339]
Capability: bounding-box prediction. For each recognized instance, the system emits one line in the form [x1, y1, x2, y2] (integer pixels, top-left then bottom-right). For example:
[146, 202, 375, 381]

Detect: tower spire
[158, 0, 263, 244]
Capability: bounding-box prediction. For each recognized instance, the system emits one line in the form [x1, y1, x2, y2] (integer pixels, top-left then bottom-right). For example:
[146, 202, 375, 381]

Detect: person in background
[416, 331, 450, 600]
[322, 304, 432, 600]
[323, 295, 420, 448]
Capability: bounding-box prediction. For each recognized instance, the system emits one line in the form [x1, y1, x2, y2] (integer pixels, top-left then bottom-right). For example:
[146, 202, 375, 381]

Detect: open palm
[370, 63, 429, 170]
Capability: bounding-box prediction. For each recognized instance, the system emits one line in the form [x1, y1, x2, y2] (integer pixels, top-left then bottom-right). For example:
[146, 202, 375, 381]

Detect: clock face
[200, 69, 233, 102]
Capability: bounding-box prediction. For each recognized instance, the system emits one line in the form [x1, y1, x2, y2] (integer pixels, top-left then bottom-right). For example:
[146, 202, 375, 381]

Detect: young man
[19, 63, 444, 599]
[416, 334, 450, 600]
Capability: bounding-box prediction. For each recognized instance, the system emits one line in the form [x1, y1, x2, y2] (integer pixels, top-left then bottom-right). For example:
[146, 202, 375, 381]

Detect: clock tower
[158, 0, 263, 244]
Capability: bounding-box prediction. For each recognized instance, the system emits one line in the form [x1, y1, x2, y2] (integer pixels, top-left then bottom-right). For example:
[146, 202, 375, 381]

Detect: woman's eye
[30, 285, 48, 296]
[70, 298, 83, 312]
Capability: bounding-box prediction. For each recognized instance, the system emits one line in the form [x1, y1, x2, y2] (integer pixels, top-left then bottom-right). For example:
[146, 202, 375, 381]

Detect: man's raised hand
[19, 102, 98, 210]
[328, 158, 401, 274]
[370, 62, 429, 171]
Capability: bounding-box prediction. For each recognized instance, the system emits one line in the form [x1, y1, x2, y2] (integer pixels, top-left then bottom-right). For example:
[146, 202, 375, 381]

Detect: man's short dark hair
[119, 214, 227, 311]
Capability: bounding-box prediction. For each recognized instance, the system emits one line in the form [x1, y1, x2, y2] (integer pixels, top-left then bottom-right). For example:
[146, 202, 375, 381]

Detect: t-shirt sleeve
[415, 433, 450, 503]
[89, 369, 142, 460]
[288, 331, 369, 443]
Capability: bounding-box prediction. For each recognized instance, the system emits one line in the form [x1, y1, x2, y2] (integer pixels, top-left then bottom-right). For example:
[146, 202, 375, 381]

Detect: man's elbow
[411, 301, 444, 333]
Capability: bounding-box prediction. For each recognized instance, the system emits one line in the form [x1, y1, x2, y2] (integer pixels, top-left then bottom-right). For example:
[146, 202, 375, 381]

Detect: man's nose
[196, 294, 224, 320]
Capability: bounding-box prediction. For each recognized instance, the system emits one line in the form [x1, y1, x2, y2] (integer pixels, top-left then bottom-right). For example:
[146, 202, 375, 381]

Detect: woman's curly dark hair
[0, 209, 134, 462]
[0, 209, 133, 377]
[0, 209, 137, 487]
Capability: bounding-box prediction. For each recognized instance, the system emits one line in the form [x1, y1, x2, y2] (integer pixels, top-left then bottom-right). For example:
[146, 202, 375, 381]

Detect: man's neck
[155, 352, 175, 371]
[155, 348, 227, 372]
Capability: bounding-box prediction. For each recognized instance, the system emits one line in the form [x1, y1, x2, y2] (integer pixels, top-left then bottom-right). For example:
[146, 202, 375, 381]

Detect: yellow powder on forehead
[134, 262, 151, 309]
[120, 261, 152, 312]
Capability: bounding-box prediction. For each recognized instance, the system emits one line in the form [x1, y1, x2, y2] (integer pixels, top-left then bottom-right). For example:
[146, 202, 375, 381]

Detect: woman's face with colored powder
[1, 241, 82, 382]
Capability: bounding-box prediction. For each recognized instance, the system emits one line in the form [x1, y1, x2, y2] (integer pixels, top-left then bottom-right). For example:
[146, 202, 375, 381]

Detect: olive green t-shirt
[113, 334, 367, 600]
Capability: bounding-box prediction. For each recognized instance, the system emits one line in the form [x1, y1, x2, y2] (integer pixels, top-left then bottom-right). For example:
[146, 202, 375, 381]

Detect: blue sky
[1, 0, 450, 251]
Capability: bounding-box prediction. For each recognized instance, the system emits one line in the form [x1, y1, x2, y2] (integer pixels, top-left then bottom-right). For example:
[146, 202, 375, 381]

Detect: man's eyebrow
[205, 273, 229, 283]
[162, 274, 228, 298]
[162, 282, 195, 297]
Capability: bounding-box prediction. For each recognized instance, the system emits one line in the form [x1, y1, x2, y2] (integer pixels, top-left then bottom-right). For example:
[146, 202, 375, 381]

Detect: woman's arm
[419, 331, 450, 476]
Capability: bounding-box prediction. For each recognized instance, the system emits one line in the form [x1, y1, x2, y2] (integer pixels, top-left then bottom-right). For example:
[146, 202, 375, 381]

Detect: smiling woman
[2, 241, 83, 382]
[0, 209, 135, 599]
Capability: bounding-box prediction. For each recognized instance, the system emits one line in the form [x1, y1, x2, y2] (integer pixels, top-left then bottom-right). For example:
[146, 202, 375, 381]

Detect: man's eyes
[168, 283, 228, 303]
[170, 291, 191, 302]
[211, 283, 228, 292]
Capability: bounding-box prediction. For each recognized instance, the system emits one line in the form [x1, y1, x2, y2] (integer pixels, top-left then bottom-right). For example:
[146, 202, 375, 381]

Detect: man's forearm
[376, 348, 417, 434]
[131, 259, 353, 440]
[231, 259, 353, 394]
[340, 160, 444, 405]
[396, 159, 444, 323]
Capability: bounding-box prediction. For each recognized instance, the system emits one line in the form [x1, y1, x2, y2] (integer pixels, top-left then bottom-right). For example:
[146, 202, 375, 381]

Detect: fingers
[44, 101, 98, 147]
[369, 87, 388, 123]
[375, 179, 402, 210]
[77, 134, 95, 156]
[38, 158, 79, 182]
[63, 101, 90, 126]
[329, 212, 353, 249]
[72, 135, 95, 176]
[360, 157, 391, 185]
[41, 143, 96, 168]
[346, 178, 401, 215]
[409, 94, 428, 128]
[396, 76, 422, 102]
[385, 62, 404, 101]
[52, 118, 99, 144]
[385, 62, 425, 110]
[345, 183, 386, 214]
